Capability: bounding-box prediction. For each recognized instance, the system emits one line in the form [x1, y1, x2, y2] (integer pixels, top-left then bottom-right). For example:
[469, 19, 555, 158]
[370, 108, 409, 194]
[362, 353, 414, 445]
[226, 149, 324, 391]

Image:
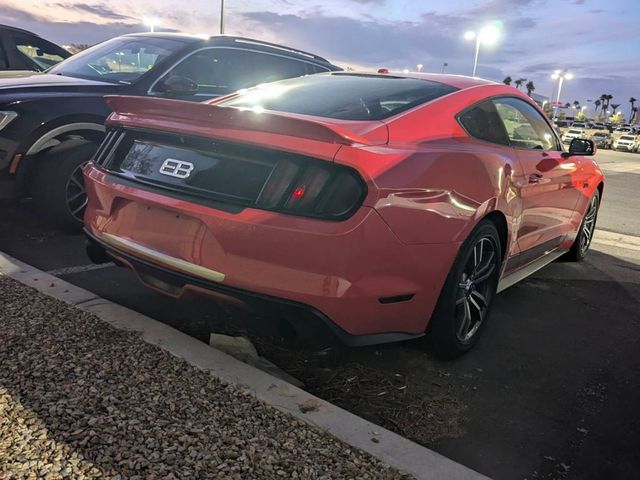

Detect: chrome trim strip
[497, 248, 566, 293]
[100, 233, 225, 283]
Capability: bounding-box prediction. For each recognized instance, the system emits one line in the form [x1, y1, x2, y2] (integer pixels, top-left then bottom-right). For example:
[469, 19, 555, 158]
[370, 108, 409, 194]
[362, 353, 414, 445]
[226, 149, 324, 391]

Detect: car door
[493, 97, 582, 263]
[150, 47, 327, 101]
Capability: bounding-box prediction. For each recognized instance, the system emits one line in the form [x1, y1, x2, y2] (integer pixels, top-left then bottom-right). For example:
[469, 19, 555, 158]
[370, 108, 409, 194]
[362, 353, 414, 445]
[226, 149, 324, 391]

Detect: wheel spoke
[471, 290, 487, 309]
[457, 299, 472, 339]
[474, 262, 496, 283]
[468, 294, 483, 316]
[472, 251, 495, 280]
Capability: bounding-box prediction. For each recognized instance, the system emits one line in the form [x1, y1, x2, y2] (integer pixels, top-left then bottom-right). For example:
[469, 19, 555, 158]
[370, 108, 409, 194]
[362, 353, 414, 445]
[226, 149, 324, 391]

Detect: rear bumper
[83, 165, 460, 343]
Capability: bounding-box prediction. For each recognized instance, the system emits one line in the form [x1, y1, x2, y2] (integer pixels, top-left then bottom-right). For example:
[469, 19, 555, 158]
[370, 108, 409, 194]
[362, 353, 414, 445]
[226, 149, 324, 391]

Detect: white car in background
[562, 128, 586, 144]
[613, 134, 639, 152]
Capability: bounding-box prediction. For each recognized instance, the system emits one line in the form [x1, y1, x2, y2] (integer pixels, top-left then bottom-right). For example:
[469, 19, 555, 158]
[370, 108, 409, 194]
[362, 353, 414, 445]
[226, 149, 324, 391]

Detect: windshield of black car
[219, 74, 458, 121]
[48, 36, 189, 84]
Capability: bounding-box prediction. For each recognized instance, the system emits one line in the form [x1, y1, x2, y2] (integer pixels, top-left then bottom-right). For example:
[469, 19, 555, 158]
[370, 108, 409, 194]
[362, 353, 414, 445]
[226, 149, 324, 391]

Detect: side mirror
[564, 138, 596, 157]
[158, 75, 198, 96]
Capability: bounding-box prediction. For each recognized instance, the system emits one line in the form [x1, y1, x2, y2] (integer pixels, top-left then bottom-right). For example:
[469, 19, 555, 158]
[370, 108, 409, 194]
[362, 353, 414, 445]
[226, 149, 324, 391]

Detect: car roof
[0, 24, 43, 36]
[122, 33, 334, 66]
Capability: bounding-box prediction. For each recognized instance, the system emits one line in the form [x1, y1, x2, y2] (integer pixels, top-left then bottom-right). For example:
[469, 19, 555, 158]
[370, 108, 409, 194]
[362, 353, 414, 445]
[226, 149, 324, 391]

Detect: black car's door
[149, 47, 329, 101]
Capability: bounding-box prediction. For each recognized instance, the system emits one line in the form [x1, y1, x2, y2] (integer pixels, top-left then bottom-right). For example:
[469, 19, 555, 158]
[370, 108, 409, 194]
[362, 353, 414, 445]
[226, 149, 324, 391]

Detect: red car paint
[83, 72, 604, 343]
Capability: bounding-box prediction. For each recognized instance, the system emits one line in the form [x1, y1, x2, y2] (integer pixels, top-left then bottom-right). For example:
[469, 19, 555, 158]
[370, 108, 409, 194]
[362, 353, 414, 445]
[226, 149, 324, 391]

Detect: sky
[1, 0, 638, 117]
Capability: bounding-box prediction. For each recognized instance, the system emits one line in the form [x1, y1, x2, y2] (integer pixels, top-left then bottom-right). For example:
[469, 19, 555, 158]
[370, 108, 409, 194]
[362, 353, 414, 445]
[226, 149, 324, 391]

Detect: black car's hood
[0, 72, 119, 92]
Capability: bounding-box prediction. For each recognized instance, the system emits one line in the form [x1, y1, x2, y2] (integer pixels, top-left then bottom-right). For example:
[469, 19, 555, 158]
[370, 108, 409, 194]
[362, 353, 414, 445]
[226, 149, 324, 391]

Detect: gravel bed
[0, 275, 409, 479]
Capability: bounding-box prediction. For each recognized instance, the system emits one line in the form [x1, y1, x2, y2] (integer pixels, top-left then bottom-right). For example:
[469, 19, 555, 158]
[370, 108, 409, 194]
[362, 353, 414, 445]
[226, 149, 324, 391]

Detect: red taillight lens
[256, 159, 366, 220]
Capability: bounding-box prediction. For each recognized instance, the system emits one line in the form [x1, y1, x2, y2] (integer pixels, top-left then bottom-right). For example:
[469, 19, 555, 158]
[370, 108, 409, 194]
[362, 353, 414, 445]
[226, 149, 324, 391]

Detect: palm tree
[630, 97, 637, 120]
[503, 76, 512, 86]
[594, 99, 601, 114]
[611, 103, 620, 114]
[601, 94, 613, 115]
[564, 102, 570, 108]
[573, 100, 580, 109]
[525, 81, 535, 96]
[514, 78, 526, 90]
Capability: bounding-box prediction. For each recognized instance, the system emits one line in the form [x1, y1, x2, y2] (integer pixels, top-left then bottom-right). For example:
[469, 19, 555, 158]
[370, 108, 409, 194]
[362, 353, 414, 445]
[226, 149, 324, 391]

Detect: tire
[31, 139, 98, 232]
[425, 220, 502, 359]
[564, 189, 600, 262]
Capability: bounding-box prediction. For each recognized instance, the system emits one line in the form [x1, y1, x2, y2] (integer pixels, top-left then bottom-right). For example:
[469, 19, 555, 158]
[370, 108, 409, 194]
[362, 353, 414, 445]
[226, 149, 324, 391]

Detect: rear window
[620, 135, 635, 140]
[219, 73, 458, 121]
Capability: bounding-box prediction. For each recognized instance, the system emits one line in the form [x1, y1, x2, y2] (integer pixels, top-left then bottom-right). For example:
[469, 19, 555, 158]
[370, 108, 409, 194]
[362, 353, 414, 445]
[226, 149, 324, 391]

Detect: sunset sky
[2, 0, 638, 116]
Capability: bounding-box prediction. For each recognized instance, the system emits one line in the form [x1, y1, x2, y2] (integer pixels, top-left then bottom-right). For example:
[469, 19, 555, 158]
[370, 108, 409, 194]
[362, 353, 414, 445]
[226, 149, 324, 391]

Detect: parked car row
[556, 120, 639, 152]
[1, 27, 605, 358]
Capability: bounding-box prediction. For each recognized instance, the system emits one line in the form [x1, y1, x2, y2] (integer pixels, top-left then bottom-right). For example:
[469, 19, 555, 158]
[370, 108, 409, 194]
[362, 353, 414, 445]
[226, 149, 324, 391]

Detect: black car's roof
[122, 33, 334, 66]
[0, 24, 44, 36]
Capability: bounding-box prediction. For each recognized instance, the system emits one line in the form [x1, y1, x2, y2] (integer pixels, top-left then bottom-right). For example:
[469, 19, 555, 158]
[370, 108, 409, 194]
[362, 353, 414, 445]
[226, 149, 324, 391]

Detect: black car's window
[493, 97, 560, 151]
[49, 36, 188, 83]
[157, 48, 328, 97]
[6, 32, 69, 71]
[458, 100, 510, 146]
[220, 74, 457, 120]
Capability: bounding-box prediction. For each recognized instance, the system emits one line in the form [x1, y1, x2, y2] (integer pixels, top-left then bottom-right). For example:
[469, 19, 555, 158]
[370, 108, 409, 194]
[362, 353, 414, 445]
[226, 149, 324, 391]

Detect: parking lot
[1, 148, 639, 479]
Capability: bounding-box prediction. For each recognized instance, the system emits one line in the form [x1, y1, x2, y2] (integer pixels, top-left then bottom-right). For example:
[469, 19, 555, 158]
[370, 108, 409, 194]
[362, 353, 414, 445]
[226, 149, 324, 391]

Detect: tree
[630, 97, 637, 120]
[573, 100, 580, 109]
[576, 111, 587, 121]
[514, 78, 526, 90]
[599, 94, 613, 116]
[611, 103, 621, 115]
[503, 76, 512, 86]
[594, 99, 601, 114]
[564, 102, 571, 108]
[525, 80, 535, 96]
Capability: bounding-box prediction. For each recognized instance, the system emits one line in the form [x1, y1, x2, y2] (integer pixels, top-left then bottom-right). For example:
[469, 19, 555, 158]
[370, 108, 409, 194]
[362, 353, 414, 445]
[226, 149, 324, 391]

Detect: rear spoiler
[104, 96, 387, 146]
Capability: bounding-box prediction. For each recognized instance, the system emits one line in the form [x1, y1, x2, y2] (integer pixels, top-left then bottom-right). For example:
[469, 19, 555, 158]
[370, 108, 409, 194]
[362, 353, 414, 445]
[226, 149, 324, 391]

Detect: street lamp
[143, 17, 159, 32]
[550, 69, 573, 122]
[464, 23, 501, 77]
[441, 62, 448, 73]
[416, 64, 423, 72]
[220, 0, 225, 34]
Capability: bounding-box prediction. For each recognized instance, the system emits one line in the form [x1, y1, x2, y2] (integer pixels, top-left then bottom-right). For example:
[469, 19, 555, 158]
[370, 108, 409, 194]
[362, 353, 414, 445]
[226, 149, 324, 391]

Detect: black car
[1, 24, 70, 71]
[0, 33, 340, 229]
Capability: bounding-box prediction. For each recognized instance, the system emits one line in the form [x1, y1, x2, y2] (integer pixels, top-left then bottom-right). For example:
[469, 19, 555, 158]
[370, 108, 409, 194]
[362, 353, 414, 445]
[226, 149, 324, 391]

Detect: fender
[26, 122, 105, 156]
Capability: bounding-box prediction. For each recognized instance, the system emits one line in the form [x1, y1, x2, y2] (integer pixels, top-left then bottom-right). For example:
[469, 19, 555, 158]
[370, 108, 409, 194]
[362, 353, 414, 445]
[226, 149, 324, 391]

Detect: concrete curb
[0, 252, 487, 480]
[593, 229, 640, 251]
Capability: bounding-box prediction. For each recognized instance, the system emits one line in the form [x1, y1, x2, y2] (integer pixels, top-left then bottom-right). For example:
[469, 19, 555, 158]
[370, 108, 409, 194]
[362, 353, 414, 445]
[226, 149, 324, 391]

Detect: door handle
[528, 173, 543, 183]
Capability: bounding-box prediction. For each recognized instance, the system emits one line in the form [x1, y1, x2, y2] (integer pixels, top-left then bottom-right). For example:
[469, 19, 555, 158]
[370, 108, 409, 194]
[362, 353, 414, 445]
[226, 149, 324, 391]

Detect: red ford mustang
[83, 72, 603, 358]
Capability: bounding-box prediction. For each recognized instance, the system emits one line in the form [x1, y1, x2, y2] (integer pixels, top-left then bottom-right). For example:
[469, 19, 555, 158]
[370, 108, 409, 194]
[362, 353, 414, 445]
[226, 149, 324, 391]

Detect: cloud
[56, 3, 132, 20]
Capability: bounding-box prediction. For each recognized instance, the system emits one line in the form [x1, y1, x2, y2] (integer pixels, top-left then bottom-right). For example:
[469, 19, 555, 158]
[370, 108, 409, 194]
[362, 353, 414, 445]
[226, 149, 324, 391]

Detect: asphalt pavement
[1, 149, 639, 479]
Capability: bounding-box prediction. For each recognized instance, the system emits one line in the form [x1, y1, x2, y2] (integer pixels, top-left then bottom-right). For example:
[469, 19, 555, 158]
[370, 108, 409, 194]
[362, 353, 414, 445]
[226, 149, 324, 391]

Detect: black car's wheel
[564, 189, 600, 262]
[31, 139, 98, 231]
[426, 220, 502, 359]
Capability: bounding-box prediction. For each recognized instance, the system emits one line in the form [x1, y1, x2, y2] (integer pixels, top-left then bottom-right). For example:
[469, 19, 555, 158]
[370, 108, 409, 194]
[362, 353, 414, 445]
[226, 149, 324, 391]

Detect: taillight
[255, 159, 366, 219]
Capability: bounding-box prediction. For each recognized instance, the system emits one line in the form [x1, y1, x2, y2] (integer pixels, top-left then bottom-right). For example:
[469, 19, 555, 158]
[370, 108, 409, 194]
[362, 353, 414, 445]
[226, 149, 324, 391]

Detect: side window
[493, 97, 560, 151]
[458, 100, 510, 146]
[158, 48, 317, 97]
[10, 34, 68, 71]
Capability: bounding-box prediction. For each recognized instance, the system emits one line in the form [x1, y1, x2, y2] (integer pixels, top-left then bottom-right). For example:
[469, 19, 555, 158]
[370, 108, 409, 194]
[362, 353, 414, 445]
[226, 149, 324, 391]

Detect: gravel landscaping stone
[0, 274, 410, 479]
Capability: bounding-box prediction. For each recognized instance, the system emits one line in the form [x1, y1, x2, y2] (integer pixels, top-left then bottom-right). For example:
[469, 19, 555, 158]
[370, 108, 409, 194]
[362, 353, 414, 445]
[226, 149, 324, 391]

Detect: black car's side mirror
[158, 75, 199, 96]
[563, 138, 596, 157]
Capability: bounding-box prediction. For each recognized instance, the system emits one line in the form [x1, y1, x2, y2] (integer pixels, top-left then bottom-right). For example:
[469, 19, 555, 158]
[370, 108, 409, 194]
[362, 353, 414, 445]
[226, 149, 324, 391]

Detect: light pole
[550, 70, 573, 122]
[416, 64, 423, 72]
[464, 24, 501, 77]
[220, 0, 225, 34]
[441, 62, 448, 73]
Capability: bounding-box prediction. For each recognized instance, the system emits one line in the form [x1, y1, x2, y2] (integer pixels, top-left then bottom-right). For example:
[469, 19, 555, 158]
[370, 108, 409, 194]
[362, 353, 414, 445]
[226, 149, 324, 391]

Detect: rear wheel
[564, 189, 600, 262]
[426, 220, 502, 359]
[31, 139, 98, 231]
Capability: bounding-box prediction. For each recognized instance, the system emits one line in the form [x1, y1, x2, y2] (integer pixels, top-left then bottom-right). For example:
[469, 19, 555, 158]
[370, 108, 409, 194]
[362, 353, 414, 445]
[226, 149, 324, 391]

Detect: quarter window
[458, 100, 510, 146]
[493, 97, 560, 151]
